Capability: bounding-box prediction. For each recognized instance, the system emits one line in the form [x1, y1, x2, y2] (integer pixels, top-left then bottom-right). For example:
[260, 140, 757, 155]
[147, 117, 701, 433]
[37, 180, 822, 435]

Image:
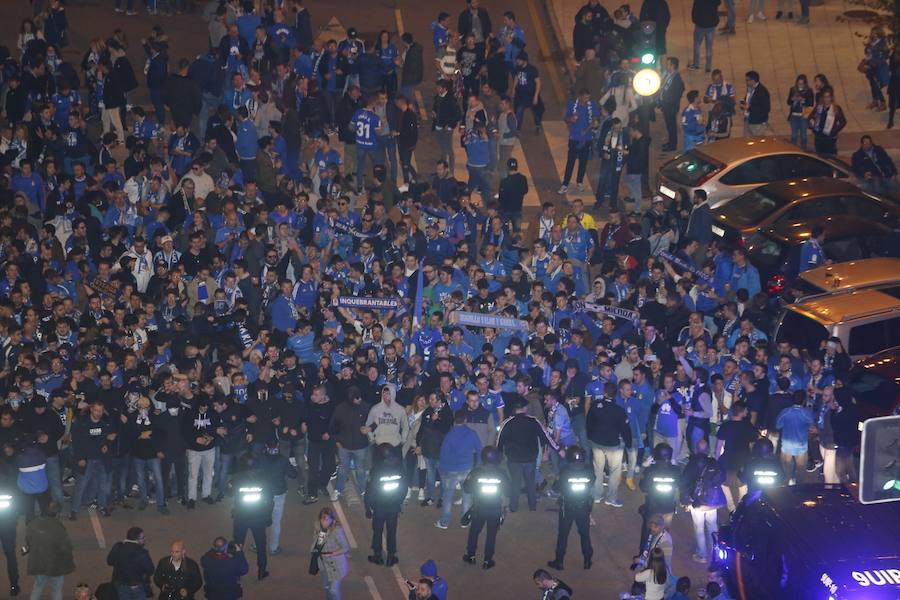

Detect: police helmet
[377, 443, 399, 464]
[751, 438, 774, 458]
[565, 445, 586, 464]
[652, 442, 673, 463]
[481, 445, 502, 466]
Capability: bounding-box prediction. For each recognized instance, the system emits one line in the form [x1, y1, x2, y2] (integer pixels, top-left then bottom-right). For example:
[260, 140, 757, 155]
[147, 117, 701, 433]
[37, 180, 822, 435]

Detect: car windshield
[849, 367, 900, 412]
[660, 151, 723, 186]
[718, 189, 789, 228]
[776, 309, 829, 352]
[746, 232, 786, 273]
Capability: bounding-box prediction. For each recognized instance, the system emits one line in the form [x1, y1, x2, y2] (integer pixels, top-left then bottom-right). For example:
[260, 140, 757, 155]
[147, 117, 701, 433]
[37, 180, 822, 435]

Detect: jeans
[400, 85, 418, 104]
[114, 584, 145, 600]
[133, 457, 165, 507]
[506, 461, 537, 511]
[789, 115, 808, 149]
[690, 505, 719, 559]
[198, 93, 221, 142]
[214, 450, 236, 499]
[423, 457, 440, 501]
[355, 146, 383, 192]
[434, 128, 455, 172]
[623, 173, 643, 206]
[800, 0, 810, 17]
[30, 574, 64, 600]
[467, 165, 491, 199]
[72, 459, 108, 514]
[868, 70, 886, 103]
[322, 575, 343, 600]
[514, 99, 545, 130]
[597, 165, 622, 207]
[692, 27, 715, 71]
[820, 445, 838, 484]
[270, 493, 286, 551]
[379, 136, 398, 183]
[624, 447, 643, 479]
[307, 439, 336, 497]
[336, 446, 369, 495]
[562, 139, 591, 186]
[723, 0, 736, 27]
[45, 455, 64, 506]
[487, 136, 498, 173]
[438, 470, 471, 527]
[161, 454, 187, 500]
[186, 448, 215, 501]
[592, 445, 624, 502]
[398, 145, 417, 183]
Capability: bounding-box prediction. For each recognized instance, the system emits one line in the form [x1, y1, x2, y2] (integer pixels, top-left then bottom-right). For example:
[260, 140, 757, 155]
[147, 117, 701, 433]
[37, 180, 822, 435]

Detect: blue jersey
[314, 148, 342, 172]
[799, 239, 825, 272]
[565, 99, 599, 143]
[351, 109, 380, 148]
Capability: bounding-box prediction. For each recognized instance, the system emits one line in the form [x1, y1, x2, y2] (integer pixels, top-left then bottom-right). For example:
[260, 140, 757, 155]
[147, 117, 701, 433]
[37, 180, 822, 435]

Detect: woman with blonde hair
[310, 506, 350, 600]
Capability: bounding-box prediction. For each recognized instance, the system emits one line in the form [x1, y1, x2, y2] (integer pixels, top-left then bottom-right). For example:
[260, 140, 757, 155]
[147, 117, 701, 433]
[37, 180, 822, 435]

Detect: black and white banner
[572, 300, 640, 324]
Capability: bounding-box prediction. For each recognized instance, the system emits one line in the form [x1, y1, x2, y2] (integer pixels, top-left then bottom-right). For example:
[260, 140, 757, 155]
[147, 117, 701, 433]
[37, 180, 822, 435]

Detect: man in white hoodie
[365, 384, 409, 466]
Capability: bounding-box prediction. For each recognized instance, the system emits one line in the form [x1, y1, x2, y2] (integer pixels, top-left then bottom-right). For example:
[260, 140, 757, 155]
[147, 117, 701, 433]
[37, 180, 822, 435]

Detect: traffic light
[859, 415, 900, 504]
[635, 21, 657, 67]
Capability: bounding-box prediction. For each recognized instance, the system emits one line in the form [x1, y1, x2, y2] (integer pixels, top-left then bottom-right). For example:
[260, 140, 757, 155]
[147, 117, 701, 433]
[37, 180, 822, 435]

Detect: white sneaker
[557, 185, 569, 194]
[747, 14, 754, 22]
[756, 11, 767, 19]
[329, 489, 340, 502]
[418, 489, 425, 501]
[454, 497, 462, 505]
[434, 521, 448, 530]
[575, 183, 585, 193]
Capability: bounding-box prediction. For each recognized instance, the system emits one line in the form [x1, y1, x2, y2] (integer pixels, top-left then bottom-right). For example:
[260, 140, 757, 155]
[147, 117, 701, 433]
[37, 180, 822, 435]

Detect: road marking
[332, 500, 358, 549]
[364, 575, 385, 600]
[394, 7, 405, 35]
[525, 0, 565, 103]
[414, 89, 429, 122]
[89, 509, 106, 549]
[391, 565, 411, 598]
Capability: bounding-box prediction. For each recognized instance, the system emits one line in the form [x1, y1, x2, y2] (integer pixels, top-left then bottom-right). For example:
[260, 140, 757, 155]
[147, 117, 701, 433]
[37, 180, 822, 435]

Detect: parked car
[773, 285, 900, 361]
[848, 346, 900, 419]
[656, 137, 851, 209]
[778, 258, 900, 306]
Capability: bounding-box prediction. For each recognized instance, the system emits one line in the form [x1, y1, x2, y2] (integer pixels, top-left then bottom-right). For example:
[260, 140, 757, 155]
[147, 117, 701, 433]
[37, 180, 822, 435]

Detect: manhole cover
[842, 9, 880, 19]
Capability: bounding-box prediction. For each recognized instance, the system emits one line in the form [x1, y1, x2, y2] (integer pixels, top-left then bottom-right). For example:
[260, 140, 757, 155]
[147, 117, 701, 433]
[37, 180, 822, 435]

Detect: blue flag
[413, 262, 424, 328]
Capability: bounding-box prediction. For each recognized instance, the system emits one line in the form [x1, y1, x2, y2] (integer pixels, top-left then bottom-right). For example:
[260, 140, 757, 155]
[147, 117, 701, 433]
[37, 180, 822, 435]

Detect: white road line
[332, 500, 358, 549]
[365, 575, 385, 600]
[391, 565, 411, 598]
[89, 508, 107, 549]
[393, 7, 405, 35]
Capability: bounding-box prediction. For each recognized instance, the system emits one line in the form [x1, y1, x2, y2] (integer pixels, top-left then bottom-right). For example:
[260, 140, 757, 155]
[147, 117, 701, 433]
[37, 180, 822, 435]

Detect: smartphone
[405, 580, 415, 590]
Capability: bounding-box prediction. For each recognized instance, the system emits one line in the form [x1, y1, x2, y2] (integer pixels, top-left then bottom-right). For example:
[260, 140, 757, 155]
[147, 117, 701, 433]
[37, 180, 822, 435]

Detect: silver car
[655, 137, 852, 208]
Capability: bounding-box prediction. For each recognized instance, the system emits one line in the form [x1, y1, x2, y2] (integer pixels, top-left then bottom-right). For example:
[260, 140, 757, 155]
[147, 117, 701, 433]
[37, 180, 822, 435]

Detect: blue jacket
[269, 295, 297, 333]
[235, 120, 258, 160]
[776, 405, 814, 455]
[439, 425, 482, 473]
[729, 262, 761, 297]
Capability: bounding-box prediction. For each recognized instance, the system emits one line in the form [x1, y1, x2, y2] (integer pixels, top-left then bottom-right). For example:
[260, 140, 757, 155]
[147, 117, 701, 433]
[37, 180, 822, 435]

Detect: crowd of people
[0, 0, 895, 598]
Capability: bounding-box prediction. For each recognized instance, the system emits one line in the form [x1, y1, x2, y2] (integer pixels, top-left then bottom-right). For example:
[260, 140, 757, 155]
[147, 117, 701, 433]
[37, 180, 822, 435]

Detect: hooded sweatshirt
[365, 391, 409, 447]
[420, 560, 448, 600]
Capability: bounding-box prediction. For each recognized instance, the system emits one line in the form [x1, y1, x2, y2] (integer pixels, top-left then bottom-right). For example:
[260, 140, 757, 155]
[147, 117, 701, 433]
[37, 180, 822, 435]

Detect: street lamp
[633, 68, 661, 97]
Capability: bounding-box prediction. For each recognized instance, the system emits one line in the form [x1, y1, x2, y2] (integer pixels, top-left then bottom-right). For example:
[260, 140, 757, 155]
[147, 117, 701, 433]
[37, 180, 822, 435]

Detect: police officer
[637, 443, 681, 555]
[462, 446, 510, 570]
[738, 438, 785, 496]
[365, 443, 408, 567]
[547, 445, 595, 571]
[0, 443, 19, 596]
[231, 454, 273, 581]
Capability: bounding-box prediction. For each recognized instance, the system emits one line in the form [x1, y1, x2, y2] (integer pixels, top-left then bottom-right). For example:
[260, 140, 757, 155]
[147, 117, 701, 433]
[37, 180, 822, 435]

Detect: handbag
[308, 552, 320, 575]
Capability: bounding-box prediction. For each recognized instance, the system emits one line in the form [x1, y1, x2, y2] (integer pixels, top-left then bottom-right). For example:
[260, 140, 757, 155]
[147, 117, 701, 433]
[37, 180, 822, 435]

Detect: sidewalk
[547, 0, 897, 139]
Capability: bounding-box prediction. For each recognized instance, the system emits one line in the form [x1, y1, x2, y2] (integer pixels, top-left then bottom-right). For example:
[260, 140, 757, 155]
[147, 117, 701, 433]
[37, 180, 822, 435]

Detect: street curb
[540, 0, 577, 92]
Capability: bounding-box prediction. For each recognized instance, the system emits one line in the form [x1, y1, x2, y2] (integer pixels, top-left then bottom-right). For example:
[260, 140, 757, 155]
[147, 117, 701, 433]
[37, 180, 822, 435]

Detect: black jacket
[200, 549, 248, 600]
[659, 72, 684, 110]
[433, 93, 461, 129]
[336, 92, 362, 144]
[640, 462, 681, 513]
[586, 399, 632, 447]
[458, 7, 492, 40]
[260, 452, 296, 496]
[397, 108, 419, 151]
[691, 0, 721, 27]
[745, 83, 771, 124]
[498, 172, 528, 214]
[153, 556, 203, 600]
[463, 465, 509, 512]
[416, 404, 453, 459]
[497, 413, 555, 463]
[329, 399, 369, 450]
[680, 454, 726, 507]
[164, 74, 201, 128]
[107, 541, 155, 588]
[401, 42, 424, 86]
[364, 462, 408, 513]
